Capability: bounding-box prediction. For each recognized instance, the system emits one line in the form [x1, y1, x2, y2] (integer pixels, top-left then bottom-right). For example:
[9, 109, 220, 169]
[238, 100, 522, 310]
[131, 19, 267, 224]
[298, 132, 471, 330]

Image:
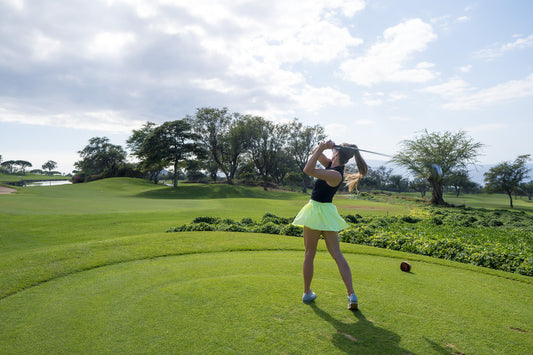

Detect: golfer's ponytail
[340, 143, 368, 193]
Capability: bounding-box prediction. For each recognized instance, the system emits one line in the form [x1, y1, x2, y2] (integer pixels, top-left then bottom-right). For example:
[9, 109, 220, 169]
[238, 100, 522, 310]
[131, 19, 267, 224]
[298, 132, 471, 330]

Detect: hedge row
[167, 208, 533, 276]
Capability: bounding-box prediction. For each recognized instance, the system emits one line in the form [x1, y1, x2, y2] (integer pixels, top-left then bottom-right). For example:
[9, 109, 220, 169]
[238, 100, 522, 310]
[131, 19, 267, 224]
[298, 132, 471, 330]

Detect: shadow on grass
[135, 184, 303, 200]
[310, 304, 413, 354]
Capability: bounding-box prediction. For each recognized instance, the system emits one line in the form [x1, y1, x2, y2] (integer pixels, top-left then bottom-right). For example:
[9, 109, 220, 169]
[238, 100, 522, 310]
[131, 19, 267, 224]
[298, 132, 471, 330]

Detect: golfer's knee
[305, 249, 316, 260]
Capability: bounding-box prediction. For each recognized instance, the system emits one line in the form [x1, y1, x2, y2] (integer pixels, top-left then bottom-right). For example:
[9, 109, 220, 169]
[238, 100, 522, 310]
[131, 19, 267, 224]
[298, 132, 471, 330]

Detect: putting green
[1, 244, 532, 354]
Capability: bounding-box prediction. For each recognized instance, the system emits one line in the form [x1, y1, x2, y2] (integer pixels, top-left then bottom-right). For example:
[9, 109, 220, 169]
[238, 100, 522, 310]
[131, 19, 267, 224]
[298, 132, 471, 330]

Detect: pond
[24, 180, 72, 187]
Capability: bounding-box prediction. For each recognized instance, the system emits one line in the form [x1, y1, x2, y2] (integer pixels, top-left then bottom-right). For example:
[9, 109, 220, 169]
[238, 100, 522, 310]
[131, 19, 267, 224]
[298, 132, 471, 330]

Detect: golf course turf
[1, 178, 532, 354]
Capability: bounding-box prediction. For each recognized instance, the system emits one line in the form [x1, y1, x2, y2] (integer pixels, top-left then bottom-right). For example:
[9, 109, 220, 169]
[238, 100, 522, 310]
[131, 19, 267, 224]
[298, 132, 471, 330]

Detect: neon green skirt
[292, 200, 349, 232]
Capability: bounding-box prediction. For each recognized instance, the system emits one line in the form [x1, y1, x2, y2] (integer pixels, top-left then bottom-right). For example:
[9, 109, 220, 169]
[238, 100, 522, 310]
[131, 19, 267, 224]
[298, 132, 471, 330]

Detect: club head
[428, 164, 442, 181]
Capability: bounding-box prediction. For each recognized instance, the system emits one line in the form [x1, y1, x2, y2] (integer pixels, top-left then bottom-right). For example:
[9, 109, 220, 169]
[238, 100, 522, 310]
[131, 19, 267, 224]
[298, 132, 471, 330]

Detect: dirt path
[0, 186, 16, 194]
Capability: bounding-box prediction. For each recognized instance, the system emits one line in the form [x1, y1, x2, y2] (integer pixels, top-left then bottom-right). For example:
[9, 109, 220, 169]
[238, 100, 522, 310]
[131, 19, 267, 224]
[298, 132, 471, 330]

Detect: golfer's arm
[309, 146, 331, 168]
[303, 149, 340, 186]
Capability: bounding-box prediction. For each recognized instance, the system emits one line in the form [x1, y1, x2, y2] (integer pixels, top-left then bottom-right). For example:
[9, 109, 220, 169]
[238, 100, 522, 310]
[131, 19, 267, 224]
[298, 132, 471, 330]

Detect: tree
[390, 130, 483, 205]
[446, 170, 473, 197]
[42, 160, 58, 175]
[484, 154, 531, 208]
[520, 180, 533, 200]
[388, 174, 409, 193]
[191, 107, 250, 185]
[139, 119, 200, 188]
[126, 122, 161, 183]
[285, 119, 326, 193]
[246, 117, 289, 191]
[75, 137, 127, 176]
[14, 160, 32, 175]
[1, 160, 15, 174]
[410, 177, 430, 197]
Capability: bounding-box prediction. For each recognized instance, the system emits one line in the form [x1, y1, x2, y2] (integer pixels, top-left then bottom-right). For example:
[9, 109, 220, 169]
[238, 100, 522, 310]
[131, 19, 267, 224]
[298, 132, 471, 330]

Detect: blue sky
[1, 0, 532, 175]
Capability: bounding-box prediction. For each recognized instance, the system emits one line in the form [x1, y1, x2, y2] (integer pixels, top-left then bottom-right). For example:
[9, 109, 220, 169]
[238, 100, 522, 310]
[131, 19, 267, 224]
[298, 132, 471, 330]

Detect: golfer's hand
[317, 141, 328, 151]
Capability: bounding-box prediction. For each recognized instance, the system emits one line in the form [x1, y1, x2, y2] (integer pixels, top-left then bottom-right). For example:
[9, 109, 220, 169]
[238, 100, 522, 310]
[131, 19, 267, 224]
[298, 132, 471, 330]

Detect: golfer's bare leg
[303, 227, 321, 294]
[323, 231, 355, 296]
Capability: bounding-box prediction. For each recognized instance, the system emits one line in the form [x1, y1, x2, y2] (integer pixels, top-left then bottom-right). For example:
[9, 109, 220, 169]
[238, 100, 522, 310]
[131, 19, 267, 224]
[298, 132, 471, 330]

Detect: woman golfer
[292, 140, 367, 310]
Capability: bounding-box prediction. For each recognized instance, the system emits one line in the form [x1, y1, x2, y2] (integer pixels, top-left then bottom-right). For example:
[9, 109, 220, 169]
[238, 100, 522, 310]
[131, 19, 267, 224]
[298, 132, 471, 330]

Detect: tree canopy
[484, 154, 531, 208]
[75, 137, 127, 176]
[139, 119, 201, 188]
[390, 130, 483, 204]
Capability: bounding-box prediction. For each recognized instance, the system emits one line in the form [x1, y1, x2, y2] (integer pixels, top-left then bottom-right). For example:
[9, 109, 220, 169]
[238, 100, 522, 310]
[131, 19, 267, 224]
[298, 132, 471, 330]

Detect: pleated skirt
[292, 200, 349, 232]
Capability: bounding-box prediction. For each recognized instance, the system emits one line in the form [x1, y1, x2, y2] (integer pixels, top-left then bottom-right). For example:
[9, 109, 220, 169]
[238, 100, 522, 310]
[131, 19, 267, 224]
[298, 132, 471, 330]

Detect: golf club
[333, 145, 393, 158]
[333, 145, 443, 181]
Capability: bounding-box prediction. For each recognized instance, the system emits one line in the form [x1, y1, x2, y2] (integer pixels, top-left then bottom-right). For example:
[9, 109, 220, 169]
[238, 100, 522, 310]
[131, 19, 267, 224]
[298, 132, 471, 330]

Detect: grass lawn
[444, 192, 533, 212]
[1, 178, 532, 354]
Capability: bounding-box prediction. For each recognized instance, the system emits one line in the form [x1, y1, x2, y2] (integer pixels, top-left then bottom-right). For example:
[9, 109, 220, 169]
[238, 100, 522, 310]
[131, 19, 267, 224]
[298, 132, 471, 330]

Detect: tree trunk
[508, 192, 513, 208]
[301, 173, 309, 193]
[429, 178, 445, 205]
[262, 174, 268, 191]
[173, 160, 178, 188]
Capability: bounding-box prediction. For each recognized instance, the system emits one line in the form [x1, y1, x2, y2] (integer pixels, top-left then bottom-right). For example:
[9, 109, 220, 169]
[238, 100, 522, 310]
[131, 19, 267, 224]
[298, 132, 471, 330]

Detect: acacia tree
[1, 160, 15, 174]
[42, 160, 58, 175]
[410, 177, 430, 197]
[285, 119, 326, 193]
[520, 180, 533, 200]
[484, 154, 531, 208]
[139, 119, 201, 188]
[447, 170, 471, 197]
[390, 130, 483, 205]
[15, 160, 32, 175]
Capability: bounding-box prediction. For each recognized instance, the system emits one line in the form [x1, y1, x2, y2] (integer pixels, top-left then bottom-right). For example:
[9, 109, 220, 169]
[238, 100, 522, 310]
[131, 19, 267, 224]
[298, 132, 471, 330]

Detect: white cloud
[465, 123, 507, 133]
[31, 31, 62, 61]
[355, 119, 375, 125]
[340, 18, 438, 86]
[456, 16, 469, 23]
[423, 77, 474, 98]
[473, 34, 533, 60]
[423, 74, 533, 110]
[2, 0, 24, 11]
[390, 116, 410, 122]
[362, 91, 407, 106]
[0, 0, 370, 129]
[0, 106, 145, 133]
[87, 32, 136, 59]
[459, 64, 472, 73]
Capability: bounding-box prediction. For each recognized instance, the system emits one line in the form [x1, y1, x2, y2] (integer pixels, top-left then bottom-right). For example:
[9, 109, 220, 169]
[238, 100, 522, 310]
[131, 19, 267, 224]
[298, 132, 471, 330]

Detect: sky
[1, 0, 532, 176]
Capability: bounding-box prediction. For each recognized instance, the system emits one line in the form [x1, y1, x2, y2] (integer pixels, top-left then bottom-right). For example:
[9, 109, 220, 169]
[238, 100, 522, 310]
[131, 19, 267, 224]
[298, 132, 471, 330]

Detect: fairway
[1, 179, 532, 354]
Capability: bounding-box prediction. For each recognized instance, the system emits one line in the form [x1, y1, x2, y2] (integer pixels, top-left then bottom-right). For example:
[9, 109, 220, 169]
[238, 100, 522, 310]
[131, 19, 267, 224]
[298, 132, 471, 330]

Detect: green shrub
[193, 216, 220, 224]
[169, 208, 533, 276]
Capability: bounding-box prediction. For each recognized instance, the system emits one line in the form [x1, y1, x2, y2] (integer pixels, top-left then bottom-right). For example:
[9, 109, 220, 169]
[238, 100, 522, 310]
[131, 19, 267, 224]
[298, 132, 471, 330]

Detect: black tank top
[310, 163, 345, 203]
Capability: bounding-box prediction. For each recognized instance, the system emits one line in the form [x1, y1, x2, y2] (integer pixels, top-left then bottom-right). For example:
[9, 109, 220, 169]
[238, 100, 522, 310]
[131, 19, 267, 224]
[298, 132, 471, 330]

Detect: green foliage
[390, 129, 484, 205]
[75, 137, 127, 176]
[168, 212, 303, 237]
[170, 208, 533, 276]
[484, 154, 531, 208]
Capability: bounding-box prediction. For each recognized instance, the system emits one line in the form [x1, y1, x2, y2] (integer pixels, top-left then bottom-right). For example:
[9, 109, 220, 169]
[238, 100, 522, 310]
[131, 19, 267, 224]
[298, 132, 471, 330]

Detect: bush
[168, 208, 533, 276]
[193, 216, 220, 224]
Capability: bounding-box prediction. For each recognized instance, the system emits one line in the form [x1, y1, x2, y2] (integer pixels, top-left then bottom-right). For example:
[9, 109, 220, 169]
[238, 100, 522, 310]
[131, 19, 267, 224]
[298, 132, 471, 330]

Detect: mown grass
[444, 192, 533, 212]
[1, 178, 532, 354]
[1, 232, 532, 354]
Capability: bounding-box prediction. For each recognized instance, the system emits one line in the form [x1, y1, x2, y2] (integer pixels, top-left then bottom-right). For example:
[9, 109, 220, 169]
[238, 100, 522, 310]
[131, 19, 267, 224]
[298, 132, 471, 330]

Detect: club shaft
[333, 145, 393, 158]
